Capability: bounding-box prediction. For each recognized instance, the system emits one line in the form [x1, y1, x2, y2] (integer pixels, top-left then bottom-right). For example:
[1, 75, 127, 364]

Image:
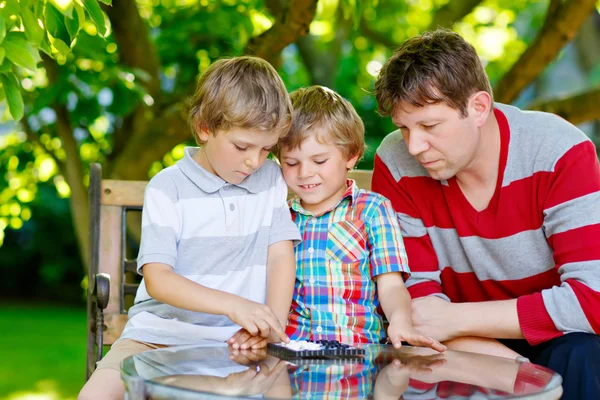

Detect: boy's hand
[227, 298, 289, 343]
[388, 318, 447, 353]
[227, 328, 268, 350]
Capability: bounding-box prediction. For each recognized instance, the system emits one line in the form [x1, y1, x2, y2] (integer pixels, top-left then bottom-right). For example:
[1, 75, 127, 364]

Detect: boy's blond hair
[278, 86, 365, 160]
[188, 56, 293, 143]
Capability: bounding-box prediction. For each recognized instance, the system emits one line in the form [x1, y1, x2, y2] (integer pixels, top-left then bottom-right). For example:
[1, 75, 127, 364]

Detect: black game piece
[267, 340, 365, 359]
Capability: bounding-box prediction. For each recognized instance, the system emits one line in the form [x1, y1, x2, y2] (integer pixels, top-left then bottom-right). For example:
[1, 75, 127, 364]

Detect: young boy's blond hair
[278, 86, 365, 161]
[188, 56, 293, 143]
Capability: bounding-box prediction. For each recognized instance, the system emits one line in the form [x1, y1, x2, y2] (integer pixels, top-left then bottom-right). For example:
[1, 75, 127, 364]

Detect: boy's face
[194, 126, 279, 184]
[391, 96, 485, 181]
[280, 129, 358, 215]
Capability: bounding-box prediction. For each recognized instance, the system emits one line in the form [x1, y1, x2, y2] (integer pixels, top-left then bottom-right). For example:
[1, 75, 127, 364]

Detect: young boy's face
[280, 129, 358, 215]
[194, 126, 279, 184]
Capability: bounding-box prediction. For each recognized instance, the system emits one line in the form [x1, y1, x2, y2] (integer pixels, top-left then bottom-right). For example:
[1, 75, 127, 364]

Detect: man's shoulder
[376, 130, 429, 182]
[498, 103, 592, 185]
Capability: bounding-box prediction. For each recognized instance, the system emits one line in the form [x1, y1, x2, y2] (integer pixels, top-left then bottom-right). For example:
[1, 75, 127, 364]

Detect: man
[372, 29, 600, 399]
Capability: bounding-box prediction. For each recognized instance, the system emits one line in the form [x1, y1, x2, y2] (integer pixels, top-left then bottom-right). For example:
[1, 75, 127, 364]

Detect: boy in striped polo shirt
[277, 85, 445, 351]
[80, 56, 301, 399]
[373, 29, 600, 398]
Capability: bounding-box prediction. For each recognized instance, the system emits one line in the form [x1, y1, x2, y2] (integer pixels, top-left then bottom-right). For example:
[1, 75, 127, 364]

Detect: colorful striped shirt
[286, 180, 410, 344]
[373, 103, 600, 345]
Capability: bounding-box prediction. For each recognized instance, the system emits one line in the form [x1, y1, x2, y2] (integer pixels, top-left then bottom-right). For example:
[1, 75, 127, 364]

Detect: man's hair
[188, 56, 293, 143]
[374, 29, 493, 118]
[277, 86, 365, 161]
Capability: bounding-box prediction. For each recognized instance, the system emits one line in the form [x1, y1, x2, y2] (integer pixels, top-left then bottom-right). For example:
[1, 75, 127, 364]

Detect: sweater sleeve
[372, 154, 450, 301]
[517, 140, 600, 345]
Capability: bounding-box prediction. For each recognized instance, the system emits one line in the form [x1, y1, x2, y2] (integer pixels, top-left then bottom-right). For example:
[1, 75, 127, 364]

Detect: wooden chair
[85, 162, 373, 379]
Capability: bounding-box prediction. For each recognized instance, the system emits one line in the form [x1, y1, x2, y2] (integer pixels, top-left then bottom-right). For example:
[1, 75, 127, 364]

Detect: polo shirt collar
[177, 147, 262, 194]
[290, 179, 358, 216]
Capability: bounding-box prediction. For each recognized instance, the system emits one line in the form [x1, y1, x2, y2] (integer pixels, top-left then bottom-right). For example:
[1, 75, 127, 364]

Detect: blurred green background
[1, 0, 600, 398]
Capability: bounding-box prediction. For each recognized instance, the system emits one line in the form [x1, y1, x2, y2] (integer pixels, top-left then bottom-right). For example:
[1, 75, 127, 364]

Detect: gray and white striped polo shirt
[119, 147, 301, 345]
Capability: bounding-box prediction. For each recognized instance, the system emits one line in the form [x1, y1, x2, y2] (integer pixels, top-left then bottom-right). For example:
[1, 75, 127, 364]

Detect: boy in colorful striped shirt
[277, 85, 445, 351]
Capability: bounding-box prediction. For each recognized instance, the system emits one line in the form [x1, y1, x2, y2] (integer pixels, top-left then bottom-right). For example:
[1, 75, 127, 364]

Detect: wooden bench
[85, 162, 374, 379]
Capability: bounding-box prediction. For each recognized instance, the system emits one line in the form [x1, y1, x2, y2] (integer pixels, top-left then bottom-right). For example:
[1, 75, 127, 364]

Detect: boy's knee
[79, 368, 124, 400]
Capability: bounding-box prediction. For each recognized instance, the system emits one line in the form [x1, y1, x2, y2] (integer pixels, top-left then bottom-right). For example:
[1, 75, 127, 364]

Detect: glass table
[121, 343, 562, 399]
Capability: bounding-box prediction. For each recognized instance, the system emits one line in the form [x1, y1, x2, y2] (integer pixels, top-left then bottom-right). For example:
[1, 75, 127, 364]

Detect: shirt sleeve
[372, 154, 450, 301]
[136, 179, 181, 274]
[366, 195, 410, 280]
[269, 173, 302, 246]
[517, 140, 600, 345]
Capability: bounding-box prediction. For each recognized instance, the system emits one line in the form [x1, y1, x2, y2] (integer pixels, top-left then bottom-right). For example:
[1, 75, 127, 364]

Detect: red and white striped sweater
[373, 103, 600, 345]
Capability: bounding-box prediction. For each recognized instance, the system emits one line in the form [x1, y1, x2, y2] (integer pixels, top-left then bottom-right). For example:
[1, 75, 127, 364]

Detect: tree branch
[494, 0, 598, 104]
[359, 18, 399, 49]
[108, 100, 190, 180]
[244, 0, 318, 64]
[528, 86, 600, 125]
[103, 0, 162, 164]
[43, 57, 90, 271]
[297, 6, 352, 87]
[103, 0, 161, 100]
[427, 0, 485, 30]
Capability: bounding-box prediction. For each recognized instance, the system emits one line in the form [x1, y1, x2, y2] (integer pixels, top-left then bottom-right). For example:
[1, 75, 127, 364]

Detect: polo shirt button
[229, 203, 235, 211]
[309, 278, 315, 284]
[308, 247, 314, 254]
[316, 326, 323, 333]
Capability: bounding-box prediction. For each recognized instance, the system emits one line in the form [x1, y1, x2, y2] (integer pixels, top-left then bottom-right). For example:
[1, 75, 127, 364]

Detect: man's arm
[372, 153, 449, 301]
[414, 139, 600, 345]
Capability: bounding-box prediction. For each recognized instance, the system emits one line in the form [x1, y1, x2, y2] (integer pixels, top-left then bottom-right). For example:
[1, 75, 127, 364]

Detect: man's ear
[470, 91, 493, 127]
[346, 153, 360, 171]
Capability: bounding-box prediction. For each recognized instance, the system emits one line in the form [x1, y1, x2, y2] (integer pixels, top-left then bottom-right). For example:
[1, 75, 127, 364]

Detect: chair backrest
[88, 165, 373, 346]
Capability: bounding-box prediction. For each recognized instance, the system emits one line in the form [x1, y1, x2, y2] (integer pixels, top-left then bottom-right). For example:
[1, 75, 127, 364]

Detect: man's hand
[411, 296, 460, 342]
[227, 298, 290, 343]
[388, 316, 447, 352]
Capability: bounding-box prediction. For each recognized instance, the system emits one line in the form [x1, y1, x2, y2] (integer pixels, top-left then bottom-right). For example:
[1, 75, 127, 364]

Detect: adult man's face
[391, 98, 482, 181]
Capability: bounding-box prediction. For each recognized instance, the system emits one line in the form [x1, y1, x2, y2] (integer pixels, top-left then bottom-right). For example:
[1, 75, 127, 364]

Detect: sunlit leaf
[0, 16, 6, 45]
[0, 0, 20, 18]
[0, 47, 5, 64]
[49, 0, 74, 19]
[65, 10, 81, 39]
[21, 7, 45, 45]
[2, 32, 40, 71]
[0, 72, 24, 120]
[45, 3, 72, 45]
[82, 0, 107, 36]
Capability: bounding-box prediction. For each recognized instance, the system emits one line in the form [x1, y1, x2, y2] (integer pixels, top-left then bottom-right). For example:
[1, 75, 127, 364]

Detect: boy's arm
[143, 263, 288, 341]
[266, 240, 296, 329]
[377, 273, 445, 352]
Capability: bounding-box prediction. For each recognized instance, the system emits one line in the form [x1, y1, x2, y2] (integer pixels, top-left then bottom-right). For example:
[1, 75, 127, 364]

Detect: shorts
[95, 338, 168, 372]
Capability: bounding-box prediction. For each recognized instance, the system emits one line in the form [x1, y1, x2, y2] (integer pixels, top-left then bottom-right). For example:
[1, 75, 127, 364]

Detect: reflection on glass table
[121, 343, 562, 399]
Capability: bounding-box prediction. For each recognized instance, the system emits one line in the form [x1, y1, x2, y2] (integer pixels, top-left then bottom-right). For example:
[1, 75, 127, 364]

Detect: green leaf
[0, 47, 5, 64]
[21, 7, 45, 45]
[98, 0, 112, 4]
[45, 4, 71, 45]
[0, 72, 24, 120]
[0, 58, 11, 73]
[74, 1, 86, 28]
[64, 12, 81, 39]
[0, 0, 20, 19]
[3, 32, 40, 71]
[51, 37, 71, 57]
[0, 86, 5, 103]
[82, 0, 107, 36]
[49, 0, 74, 19]
[0, 16, 6, 45]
